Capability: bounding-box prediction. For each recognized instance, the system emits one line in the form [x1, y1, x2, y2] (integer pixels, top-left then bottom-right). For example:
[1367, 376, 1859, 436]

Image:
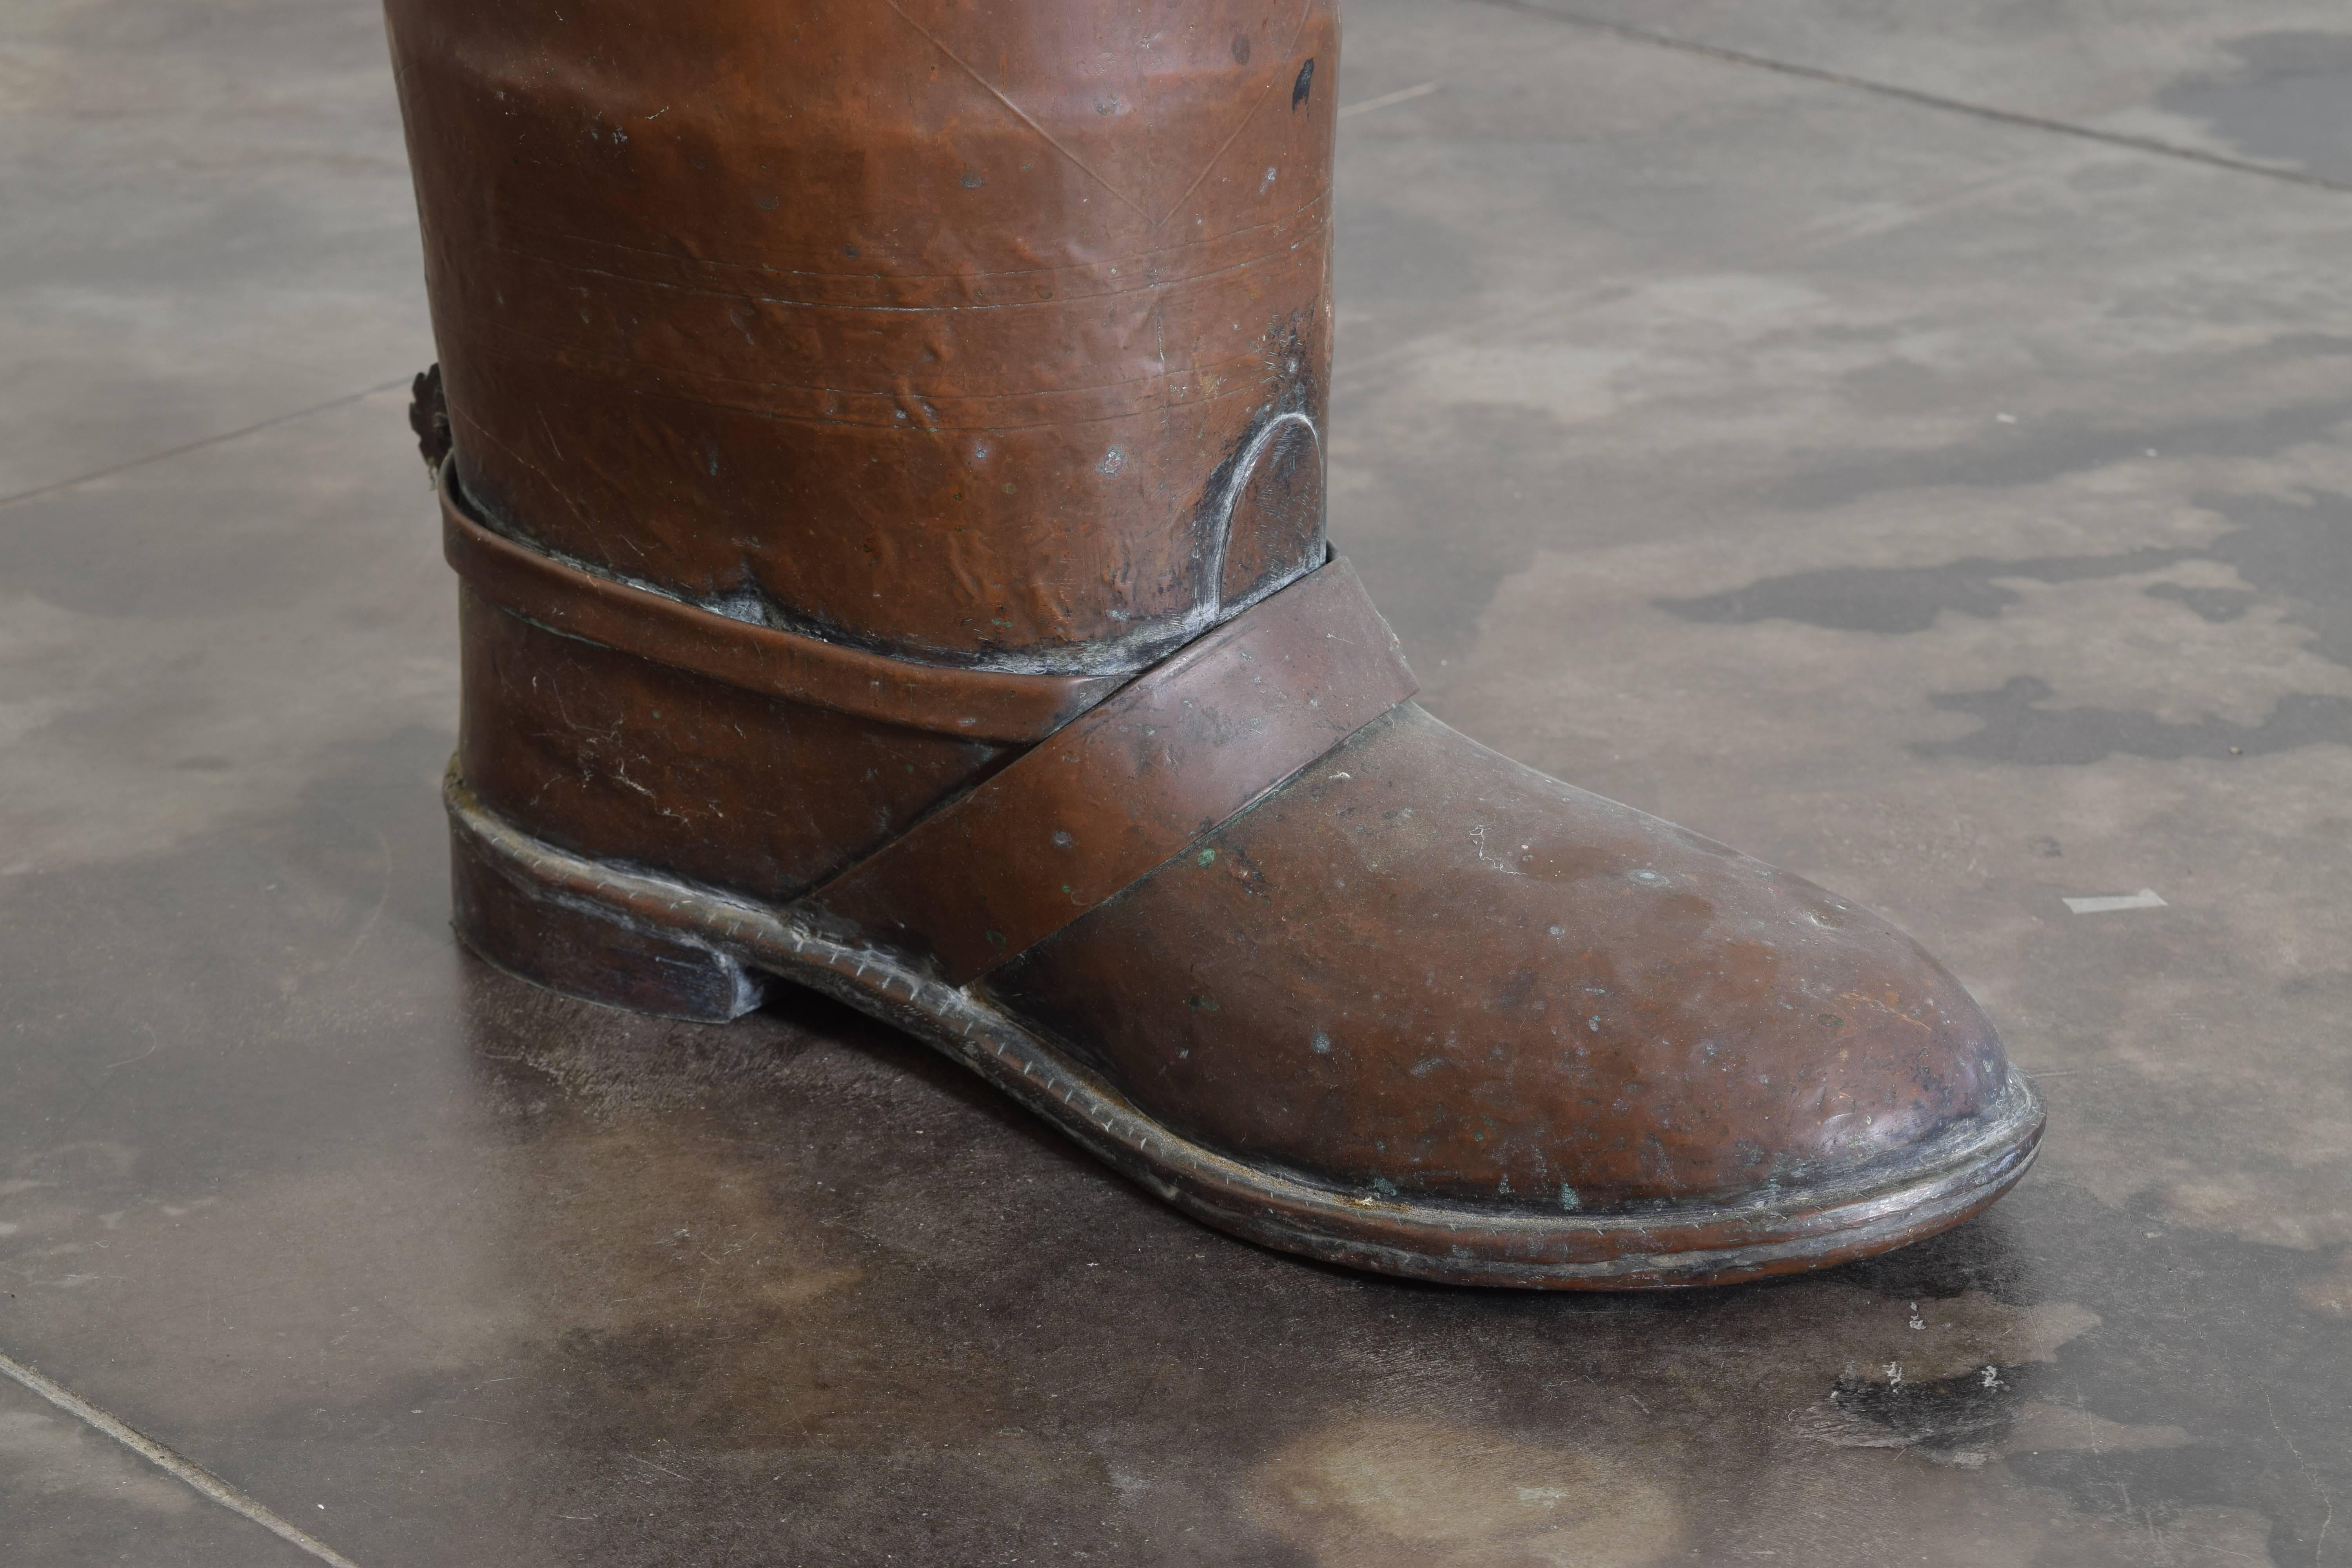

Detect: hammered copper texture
[985, 702, 2013, 1211]
[384, 0, 1341, 672]
[811, 555, 1416, 981]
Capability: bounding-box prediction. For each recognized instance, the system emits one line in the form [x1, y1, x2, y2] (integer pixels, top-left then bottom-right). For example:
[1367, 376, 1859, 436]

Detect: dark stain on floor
[1815, 1363, 2020, 1460]
[2158, 32, 2352, 187]
[2197, 488, 2352, 667]
[2003, 1192, 2350, 1568]
[1918, 676, 2352, 764]
[1659, 488, 2352, 762]
[1661, 488, 2352, 656]
[1763, 385, 2352, 514]
[1655, 546, 2196, 635]
[2143, 581, 2258, 621]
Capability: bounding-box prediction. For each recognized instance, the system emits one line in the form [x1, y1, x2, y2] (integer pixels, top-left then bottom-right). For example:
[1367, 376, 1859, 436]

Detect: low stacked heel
[448, 795, 766, 1022]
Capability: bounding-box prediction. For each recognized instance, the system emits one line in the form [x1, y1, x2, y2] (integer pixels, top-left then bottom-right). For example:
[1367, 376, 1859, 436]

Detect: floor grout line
[0, 376, 415, 514]
[1462, 0, 2352, 198]
[1339, 79, 1444, 120]
[0, 1347, 366, 1568]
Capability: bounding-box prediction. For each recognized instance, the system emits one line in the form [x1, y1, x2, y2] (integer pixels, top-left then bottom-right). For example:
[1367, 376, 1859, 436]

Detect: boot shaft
[388, 0, 1339, 675]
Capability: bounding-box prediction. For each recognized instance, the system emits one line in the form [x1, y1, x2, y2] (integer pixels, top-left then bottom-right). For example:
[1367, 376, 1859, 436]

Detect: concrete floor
[4, 0, 2349, 1562]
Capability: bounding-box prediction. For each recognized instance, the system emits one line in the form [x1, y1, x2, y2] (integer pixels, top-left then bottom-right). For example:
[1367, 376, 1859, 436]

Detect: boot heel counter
[449, 792, 766, 1022]
[454, 586, 1010, 905]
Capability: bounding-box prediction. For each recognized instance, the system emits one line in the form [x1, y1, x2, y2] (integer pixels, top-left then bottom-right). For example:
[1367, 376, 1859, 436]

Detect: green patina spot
[985, 929, 1007, 947]
[1196, 847, 1218, 866]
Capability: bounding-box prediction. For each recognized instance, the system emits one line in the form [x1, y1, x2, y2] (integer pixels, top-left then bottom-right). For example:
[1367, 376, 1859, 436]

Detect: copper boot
[388, 0, 2042, 1287]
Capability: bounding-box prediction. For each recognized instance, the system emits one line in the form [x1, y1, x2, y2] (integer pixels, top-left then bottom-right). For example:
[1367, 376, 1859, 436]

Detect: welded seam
[0, 1348, 366, 1568]
[1194, 410, 1320, 619]
[1465, 0, 2352, 197]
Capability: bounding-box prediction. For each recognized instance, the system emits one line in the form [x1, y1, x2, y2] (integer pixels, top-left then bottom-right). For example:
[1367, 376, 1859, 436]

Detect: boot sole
[446, 764, 2044, 1290]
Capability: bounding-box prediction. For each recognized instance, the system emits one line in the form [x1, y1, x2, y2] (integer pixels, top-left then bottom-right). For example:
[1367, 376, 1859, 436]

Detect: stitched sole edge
[446, 767, 2045, 1290]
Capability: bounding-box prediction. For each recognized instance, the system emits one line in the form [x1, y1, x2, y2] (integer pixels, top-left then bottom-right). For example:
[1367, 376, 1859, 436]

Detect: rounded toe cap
[988, 705, 2033, 1220]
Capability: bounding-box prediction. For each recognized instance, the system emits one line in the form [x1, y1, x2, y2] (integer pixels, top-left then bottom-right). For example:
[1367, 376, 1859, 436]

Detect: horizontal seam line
[487, 241, 1319, 314]
[506, 193, 1334, 281]
[475, 324, 1287, 426]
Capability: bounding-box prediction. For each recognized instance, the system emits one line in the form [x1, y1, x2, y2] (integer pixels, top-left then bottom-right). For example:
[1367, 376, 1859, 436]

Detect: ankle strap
[439, 458, 1119, 743]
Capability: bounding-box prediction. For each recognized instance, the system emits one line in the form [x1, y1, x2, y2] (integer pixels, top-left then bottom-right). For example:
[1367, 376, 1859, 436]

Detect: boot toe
[987, 704, 2032, 1223]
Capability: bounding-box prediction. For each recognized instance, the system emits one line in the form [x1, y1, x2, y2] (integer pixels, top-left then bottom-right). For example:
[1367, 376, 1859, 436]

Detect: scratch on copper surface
[882, 0, 1151, 222]
[505, 193, 1330, 288]
[495, 238, 1327, 312]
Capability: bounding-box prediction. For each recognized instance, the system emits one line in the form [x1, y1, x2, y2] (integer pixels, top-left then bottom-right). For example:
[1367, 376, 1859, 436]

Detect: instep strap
[808, 558, 1416, 983]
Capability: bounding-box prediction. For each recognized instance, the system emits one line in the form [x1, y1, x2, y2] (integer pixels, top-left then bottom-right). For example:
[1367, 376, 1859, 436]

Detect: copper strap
[809, 559, 1417, 984]
[438, 461, 1119, 744]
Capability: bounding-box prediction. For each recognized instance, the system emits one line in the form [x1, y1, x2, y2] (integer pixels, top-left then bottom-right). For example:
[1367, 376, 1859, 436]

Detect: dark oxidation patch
[1292, 57, 1314, 111]
[2158, 33, 2352, 187]
[1917, 676, 2352, 764]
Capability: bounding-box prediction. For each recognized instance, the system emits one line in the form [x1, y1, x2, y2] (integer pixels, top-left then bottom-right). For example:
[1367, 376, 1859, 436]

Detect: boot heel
[449, 801, 768, 1023]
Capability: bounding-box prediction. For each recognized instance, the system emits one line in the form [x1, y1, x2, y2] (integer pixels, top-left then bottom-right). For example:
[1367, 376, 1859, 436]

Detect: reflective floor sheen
[5, 0, 2350, 1563]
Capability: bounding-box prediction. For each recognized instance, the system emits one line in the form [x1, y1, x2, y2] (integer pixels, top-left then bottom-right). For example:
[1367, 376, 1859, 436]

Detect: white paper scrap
[2062, 889, 2167, 915]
